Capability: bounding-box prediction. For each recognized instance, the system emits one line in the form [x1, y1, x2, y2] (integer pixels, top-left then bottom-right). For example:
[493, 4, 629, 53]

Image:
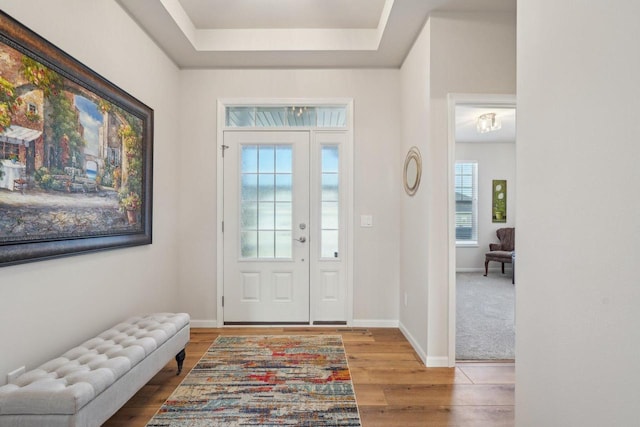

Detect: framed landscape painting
[0, 12, 153, 267]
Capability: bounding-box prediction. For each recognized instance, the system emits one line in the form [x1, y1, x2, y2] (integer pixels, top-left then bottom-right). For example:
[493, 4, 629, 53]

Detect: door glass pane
[320, 145, 339, 259]
[258, 202, 275, 229]
[258, 174, 274, 201]
[258, 146, 275, 173]
[276, 146, 292, 173]
[240, 144, 293, 259]
[321, 230, 339, 258]
[275, 174, 292, 201]
[275, 202, 292, 230]
[241, 174, 257, 201]
[240, 202, 257, 229]
[322, 146, 339, 172]
[321, 201, 339, 229]
[227, 107, 254, 127]
[258, 230, 275, 258]
[316, 107, 347, 127]
[287, 107, 316, 127]
[255, 107, 286, 127]
[240, 231, 257, 258]
[241, 145, 258, 173]
[321, 173, 339, 201]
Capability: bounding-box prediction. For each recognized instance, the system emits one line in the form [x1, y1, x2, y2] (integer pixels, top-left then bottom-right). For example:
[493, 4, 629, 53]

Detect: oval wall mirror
[403, 146, 422, 196]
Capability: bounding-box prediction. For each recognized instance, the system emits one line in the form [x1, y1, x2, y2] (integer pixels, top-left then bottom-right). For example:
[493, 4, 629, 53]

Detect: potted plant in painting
[120, 191, 141, 225]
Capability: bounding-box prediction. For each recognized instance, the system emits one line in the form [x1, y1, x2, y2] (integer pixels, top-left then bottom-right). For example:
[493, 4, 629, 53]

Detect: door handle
[294, 236, 306, 243]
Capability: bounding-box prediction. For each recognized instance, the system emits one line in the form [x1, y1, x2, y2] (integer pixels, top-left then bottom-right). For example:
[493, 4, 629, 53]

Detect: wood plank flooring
[103, 328, 514, 427]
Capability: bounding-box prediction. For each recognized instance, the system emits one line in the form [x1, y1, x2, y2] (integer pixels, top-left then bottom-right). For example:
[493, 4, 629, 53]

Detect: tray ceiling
[116, 0, 515, 69]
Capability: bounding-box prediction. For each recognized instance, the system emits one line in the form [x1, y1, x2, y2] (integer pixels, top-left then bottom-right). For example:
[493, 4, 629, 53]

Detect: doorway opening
[447, 94, 516, 364]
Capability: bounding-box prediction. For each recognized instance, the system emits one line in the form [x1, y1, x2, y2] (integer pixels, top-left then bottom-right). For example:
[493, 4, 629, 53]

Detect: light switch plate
[360, 215, 373, 227]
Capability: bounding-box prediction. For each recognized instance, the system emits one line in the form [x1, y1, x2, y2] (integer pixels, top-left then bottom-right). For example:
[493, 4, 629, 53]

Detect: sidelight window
[320, 145, 340, 258]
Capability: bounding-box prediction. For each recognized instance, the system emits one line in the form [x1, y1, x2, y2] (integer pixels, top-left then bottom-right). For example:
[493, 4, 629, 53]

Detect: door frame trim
[216, 98, 354, 327]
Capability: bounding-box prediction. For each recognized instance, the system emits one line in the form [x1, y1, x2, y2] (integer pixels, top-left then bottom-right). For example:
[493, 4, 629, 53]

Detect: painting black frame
[0, 11, 153, 267]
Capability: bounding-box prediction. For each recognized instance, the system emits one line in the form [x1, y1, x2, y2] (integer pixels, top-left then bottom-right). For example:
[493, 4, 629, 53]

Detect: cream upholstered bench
[0, 312, 190, 427]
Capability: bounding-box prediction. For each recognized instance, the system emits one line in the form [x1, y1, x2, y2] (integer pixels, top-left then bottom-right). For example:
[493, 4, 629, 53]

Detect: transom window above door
[226, 105, 347, 128]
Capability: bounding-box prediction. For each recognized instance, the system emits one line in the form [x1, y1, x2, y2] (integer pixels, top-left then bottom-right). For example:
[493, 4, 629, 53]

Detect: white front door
[223, 131, 310, 323]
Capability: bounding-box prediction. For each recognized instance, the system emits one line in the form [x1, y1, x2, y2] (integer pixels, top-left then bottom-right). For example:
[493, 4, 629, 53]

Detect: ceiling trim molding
[160, 0, 197, 44]
[159, 0, 395, 52]
[116, 0, 515, 68]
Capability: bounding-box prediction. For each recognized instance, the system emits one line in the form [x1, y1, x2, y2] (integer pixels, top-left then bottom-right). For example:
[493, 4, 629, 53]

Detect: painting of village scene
[0, 16, 152, 265]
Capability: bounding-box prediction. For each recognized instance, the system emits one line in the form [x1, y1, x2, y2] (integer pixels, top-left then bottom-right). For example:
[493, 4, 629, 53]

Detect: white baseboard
[426, 356, 449, 367]
[351, 319, 399, 328]
[398, 321, 427, 365]
[456, 267, 513, 273]
[191, 319, 400, 329]
[190, 318, 445, 365]
[190, 319, 218, 328]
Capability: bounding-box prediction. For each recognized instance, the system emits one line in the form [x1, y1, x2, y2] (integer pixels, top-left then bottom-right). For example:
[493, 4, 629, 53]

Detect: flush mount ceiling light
[477, 112, 501, 133]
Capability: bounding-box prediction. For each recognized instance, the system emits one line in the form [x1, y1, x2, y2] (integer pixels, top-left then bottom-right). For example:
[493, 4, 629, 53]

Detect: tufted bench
[0, 312, 190, 427]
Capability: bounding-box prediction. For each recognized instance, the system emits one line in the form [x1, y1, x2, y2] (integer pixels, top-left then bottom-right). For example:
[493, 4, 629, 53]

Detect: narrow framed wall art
[492, 179, 507, 223]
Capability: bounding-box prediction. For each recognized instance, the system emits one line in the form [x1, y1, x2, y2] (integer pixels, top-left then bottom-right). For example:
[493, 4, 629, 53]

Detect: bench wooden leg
[484, 259, 489, 276]
[175, 349, 186, 375]
[501, 263, 505, 274]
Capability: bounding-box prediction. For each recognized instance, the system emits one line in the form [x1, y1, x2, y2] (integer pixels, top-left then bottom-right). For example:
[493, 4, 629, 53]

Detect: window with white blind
[455, 161, 478, 244]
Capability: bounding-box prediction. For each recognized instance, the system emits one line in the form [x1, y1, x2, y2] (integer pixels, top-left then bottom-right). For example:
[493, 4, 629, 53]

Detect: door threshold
[223, 321, 349, 326]
[313, 321, 347, 326]
[224, 321, 310, 326]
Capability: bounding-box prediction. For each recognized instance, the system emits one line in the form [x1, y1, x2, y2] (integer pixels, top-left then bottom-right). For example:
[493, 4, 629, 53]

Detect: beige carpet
[456, 272, 515, 360]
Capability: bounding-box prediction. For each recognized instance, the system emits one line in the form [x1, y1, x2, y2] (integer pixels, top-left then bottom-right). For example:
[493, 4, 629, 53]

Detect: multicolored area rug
[147, 335, 361, 426]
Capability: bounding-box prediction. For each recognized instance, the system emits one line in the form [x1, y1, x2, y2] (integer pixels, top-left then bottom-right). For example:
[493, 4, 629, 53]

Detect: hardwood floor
[103, 328, 514, 427]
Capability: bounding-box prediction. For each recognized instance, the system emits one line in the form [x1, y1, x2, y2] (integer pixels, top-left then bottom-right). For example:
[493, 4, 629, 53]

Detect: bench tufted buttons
[0, 313, 190, 417]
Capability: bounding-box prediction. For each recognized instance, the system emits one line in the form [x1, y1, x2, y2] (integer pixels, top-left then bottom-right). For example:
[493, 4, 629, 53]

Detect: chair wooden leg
[501, 263, 505, 274]
[484, 260, 489, 276]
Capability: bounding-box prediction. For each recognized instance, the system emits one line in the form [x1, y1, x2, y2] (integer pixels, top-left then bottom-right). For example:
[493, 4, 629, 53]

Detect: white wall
[0, 0, 181, 384]
[176, 69, 401, 325]
[517, 1, 640, 425]
[400, 12, 516, 364]
[456, 141, 516, 270]
[428, 12, 516, 363]
[399, 18, 431, 361]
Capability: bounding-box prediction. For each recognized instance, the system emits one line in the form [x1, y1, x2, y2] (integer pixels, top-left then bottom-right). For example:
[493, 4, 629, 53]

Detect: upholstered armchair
[484, 227, 515, 277]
